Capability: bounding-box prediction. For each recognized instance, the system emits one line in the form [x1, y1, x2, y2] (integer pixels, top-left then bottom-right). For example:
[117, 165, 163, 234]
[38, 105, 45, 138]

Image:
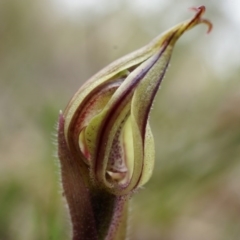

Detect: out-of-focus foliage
[0, 0, 240, 239]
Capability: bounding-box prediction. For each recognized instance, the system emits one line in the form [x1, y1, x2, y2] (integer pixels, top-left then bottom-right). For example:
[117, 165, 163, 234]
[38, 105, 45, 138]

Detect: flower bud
[57, 6, 212, 239]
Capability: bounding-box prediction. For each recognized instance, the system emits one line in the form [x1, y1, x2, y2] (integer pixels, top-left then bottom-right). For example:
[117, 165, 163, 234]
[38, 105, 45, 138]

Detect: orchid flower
[57, 6, 212, 240]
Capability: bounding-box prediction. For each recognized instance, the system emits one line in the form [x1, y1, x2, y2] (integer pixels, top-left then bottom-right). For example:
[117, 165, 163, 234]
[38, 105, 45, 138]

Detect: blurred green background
[1, 0, 240, 239]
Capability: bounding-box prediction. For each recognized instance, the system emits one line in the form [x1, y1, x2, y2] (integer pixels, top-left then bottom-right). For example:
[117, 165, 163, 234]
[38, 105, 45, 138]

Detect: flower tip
[202, 19, 213, 34]
[189, 5, 206, 14]
[189, 5, 213, 34]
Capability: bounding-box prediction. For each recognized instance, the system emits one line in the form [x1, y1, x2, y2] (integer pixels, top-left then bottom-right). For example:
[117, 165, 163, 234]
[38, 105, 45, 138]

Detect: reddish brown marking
[189, 5, 213, 33]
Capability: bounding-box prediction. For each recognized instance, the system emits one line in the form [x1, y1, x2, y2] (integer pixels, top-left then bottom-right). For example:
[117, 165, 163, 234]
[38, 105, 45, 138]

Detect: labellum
[58, 6, 212, 240]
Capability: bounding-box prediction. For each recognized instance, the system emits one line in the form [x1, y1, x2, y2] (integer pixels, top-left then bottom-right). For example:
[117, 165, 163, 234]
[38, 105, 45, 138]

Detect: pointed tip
[189, 5, 206, 14]
[189, 5, 213, 34]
